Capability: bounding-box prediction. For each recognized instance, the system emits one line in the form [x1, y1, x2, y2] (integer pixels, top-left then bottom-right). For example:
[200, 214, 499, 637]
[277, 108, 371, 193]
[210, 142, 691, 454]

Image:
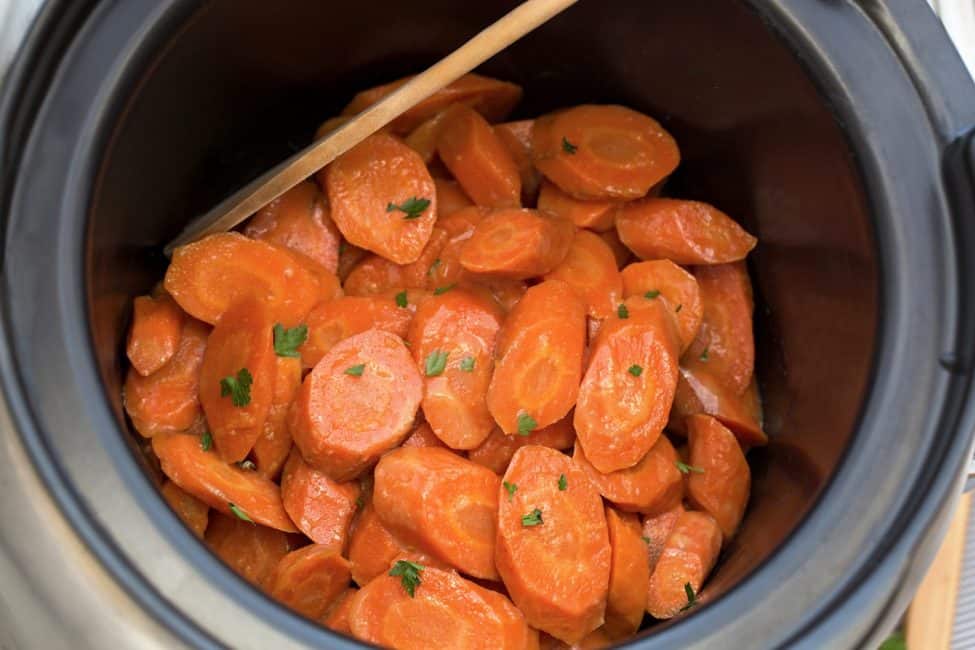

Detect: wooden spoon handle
[164, 0, 578, 255]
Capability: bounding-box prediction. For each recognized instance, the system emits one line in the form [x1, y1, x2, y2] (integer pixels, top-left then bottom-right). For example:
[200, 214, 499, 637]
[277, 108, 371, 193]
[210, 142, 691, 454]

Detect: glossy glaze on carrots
[123, 72, 763, 649]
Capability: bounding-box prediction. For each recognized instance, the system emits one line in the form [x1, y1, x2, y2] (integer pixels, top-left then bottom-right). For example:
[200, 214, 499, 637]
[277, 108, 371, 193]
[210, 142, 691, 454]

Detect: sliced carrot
[468, 416, 575, 475]
[280, 450, 360, 550]
[532, 105, 679, 201]
[460, 209, 574, 279]
[341, 73, 522, 134]
[289, 251, 344, 306]
[314, 115, 352, 140]
[337, 242, 369, 282]
[478, 278, 529, 313]
[250, 356, 301, 479]
[348, 565, 528, 650]
[438, 104, 522, 208]
[621, 259, 702, 353]
[323, 133, 437, 264]
[604, 508, 650, 639]
[496, 446, 611, 644]
[343, 227, 447, 296]
[573, 434, 683, 515]
[488, 281, 586, 434]
[164, 232, 321, 327]
[668, 367, 766, 446]
[642, 504, 684, 574]
[299, 295, 414, 368]
[435, 177, 475, 218]
[160, 480, 209, 538]
[574, 297, 680, 473]
[495, 120, 543, 204]
[290, 329, 422, 481]
[127, 293, 185, 376]
[544, 229, 623, 319]
[348, 501, 410, 586]
[646, 510, 722, 619]
[124, 319, 208, 437]
[204, 512, 292, 587]
[402, 421, 448, 449]
[470, 582, 541, 650]
[537, 181, 616, 232]
[683, 262, 755, 395]
[616, 198, 757, 265]
[153, 433, 297, 532]
[374, 447, 500, 579]
[266, 545, 351, 619]
[597, 228, 632, 269]
[431, 206, 488, 287]
[686, 415, 751, 540]
[322, 587, 358, 634]
[407, 289, 504, 449]
[405, 110, 450, 163]
[198, 298, 276, 463]
[244, 180, 341, 274]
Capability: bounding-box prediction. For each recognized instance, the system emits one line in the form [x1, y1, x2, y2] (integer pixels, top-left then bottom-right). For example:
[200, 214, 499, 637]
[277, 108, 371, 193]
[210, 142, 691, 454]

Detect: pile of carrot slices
[124, 72, 763, 649]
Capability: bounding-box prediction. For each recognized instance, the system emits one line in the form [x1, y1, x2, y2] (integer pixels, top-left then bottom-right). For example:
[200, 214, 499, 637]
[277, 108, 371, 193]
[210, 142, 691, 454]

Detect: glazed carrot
[204, 512, 292, 587]
[266, 545, 351, 620]
[686, 415, 751, 540]
[160, 480, 209, 538]
[668, 368, 766, 446]
[153, 433, 297, 532]
[488, 281, 585, 434]
[401, 421, 448, 449]
[343, 228, 448, 296]
[341, 73, 522, 134]
[314, 115, 352, 140]
[438, 104, 522, 208]
[280, 450, 360, 550]
[468, 416, 575, 475]
[250, 356, 301, 479]
[374, 447, 500, 579]
[322, 133, 437, 264]
[299, 295, 415, 368]
[407, 289, 504, 449]
[573, 434, 683, 515]
[621, 260, 703, 354]
[290, 329, 422, 481]
[289, 251, 344, 306]
[478, 278, 529, 313]
[574, 297, 680, 473]
[244, 180, 341, 273]
[683, 262, 755, 395]
[198, 298, 276, 463]
[537, 181, 616, 232]
[124, 319, 208, 437]
[616, 198, 757, 265]
[532, 105, 679, 201]
[598, 229, 632, 269]
[430, 206, 487, 287]
[604, 508, 650, 639]
[642, 504, 684, 574]
[460, 209, 574, 279]
[322, 588, 358, 634]
[496, 446, 611, 644]
[405, 110, 450, 163]
[337, 242, 369, 282]
[646, 510, 722, 619]
[435, 177, 475, 218]
[348, 565, 529, 649]
[348, 502, 409, 586]
[544, 229, 623, 319]
[470, 582, 541, 650]
[495, 120, 542, 203]
[127, 294, 185, 376]
[164, 232, 321, 327]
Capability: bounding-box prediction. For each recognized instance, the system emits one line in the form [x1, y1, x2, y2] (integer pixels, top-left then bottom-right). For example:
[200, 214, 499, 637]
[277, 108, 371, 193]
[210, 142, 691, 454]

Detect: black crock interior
[86, 0, 876, 640]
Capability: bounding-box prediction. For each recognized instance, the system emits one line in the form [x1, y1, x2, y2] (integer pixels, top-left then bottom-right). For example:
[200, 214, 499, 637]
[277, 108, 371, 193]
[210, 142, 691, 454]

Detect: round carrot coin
[537, 180, 617, 232]
[127, 293, 185, 377]
[532, 105, 679, 201]
[460, 209, 574, 280]
[646, 510, 722, 619]
[280, 450, 360, 551]
[438, 104, 522, 208]
[603, 508, 650, 639]
[290, 329, 421, 481]
[373, 447, 500, 580]
[621, 259, 703, 354]
[544, 229, 623, 319]
[160, 480, 209, 539]
[687, 415, 751, 540]
[266, 545, 351, 620]
[205, 512, 292, 588]
[323, 133, 437, 264]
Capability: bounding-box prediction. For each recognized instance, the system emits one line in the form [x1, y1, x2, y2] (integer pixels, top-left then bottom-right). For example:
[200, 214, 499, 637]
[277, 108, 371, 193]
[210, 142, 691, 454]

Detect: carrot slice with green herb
[532, 105, 679, 201]
[468, 416, 575, 475]
[496, 446, 611, 644]
[646, 510, 722, 619]
[604, 508, 650, 638]
[205, 511, 292, 588]
[574, 434, 683, 514]
[348, 501, 440, 587]
[280, 449, 360, 550]
[266, 545, 351, 620]
[544, 229, 623, 319]
[299, 295, 415, 368]
[686, 415, 751, 540]
[460, 209, 574, 280]
[621, 259, 702, 354]
[160, 480, 209, 539]
[537, 181, 617, 232]
[343, 228, 448, 296]
[127, 293, 185, 377]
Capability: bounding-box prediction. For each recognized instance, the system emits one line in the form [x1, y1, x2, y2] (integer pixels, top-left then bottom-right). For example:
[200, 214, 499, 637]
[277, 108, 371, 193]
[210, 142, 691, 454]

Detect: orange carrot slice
[266, 545, 351, 619]
[343, 228, 448, 296]
[668, 367, 766, 446]
[621, 260, 702, 354]
[401, 421, 448, 449]
[280, 450, 360, 550]
[616, 198, 757, 265]
[496, 446, 611, 644]
[299, 295, 415, 368]
[374, 447, 500, 579]
[537, 181, 616, 232]
[598, 228, 632, 269]
[205, 512, 291, 588]
[347, 502, 439, 587]
[405, 110, 450, 163]
[495, 120, 543, 204]
[544, 229, 623, 319]
[250, 356, 301, 479]
[290, 329, 421, 481]
[686, 415, 751, 540]
[604, 508, 650, 638]
[646, 510, 722, 619]
[574, 434, 683, 514]
[642, 504, 684, 574]
[435, 177, 475, 218]
[127, 293, 185, 376]
[160, 480, 209, 538]
[460, 209, 574, 279]
[322, 587, 358, 634]
[337, 242, 369, 282]
[532, 105, 679, 201]
[323, 133, 437, 264]
[488, 281, 586, 434]
[468, 416, 575, 475]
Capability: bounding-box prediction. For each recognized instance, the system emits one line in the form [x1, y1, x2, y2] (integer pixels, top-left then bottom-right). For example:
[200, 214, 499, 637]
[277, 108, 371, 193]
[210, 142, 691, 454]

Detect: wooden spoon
[164, 0, 578, 256]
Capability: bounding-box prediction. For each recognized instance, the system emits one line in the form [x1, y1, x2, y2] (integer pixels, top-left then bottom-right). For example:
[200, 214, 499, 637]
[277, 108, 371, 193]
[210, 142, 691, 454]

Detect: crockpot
[1, 1, 974, 648]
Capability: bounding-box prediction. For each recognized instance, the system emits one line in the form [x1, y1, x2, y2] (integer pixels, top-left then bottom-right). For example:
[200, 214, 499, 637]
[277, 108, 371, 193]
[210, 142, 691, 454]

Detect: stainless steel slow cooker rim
[1, 1, 973, 649]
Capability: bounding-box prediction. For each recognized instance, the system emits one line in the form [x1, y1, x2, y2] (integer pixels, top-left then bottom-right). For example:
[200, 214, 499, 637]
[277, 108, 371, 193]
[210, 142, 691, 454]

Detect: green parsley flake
[200, 430, 213, 452]
[433, 283, 456, 295]
[517, 413, 537, 436]
[676, 461, 704, 475]
[628, 364, 643, 377]
[617, 304, 629, 319]
[521, 508, 544, 527]
[699, 346, 710, 362]
[425, 350, 449, 376]
[644, 290, 661, 299]
[395, 290, 409, 308]
[220, 368, 253, 407]
[561, 136, 578, 154]
[460, 356, 476, 372]
[558, 474, 568, 491]
[389, 560, 424, 597]
[228, 503, 253, 523]
[679, 582, 697, 612]
[344, 363, 366, 377]
[641, 535, 651, 544]
[273, 323, 308, 358]
[503, 481, 518, 500]
[386, 197, 431, 220]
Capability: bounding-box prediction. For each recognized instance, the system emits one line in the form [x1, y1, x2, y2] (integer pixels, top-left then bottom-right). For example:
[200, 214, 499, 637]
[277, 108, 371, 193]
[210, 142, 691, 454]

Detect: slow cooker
[1, 1, 974, 648]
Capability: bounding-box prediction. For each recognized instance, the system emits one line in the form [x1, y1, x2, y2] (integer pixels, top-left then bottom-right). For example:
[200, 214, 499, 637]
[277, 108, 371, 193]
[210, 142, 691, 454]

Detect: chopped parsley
[628, 364, 643, 377]
[220, 368, 253, 407]
[424, 350, 449, 376]
[386, 197, 431, 220]
[558, 474, 568, 491]
[433, 283, 456, 296]
[679, 582, 698, 612]
[641, 535, 651, 544]
[699, 346, 710, 362]
[503, 481, 518, 500]
[676, 461, 704, 475]
[344, 363, 366, 377]
[644, 290, 661, 299]
[521, 508, 544, 527]
[460, 356, 476, 372]
[395, 290, 409, 308]
[200, 430, 213, 452]
[561, 136, 578, 154]
[228, 503, 253, 523]
[273, 323, 307, 358]
[617, 304, 629, 319]
[389, 560, 424, 597]
[517, 412, 537, 436]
